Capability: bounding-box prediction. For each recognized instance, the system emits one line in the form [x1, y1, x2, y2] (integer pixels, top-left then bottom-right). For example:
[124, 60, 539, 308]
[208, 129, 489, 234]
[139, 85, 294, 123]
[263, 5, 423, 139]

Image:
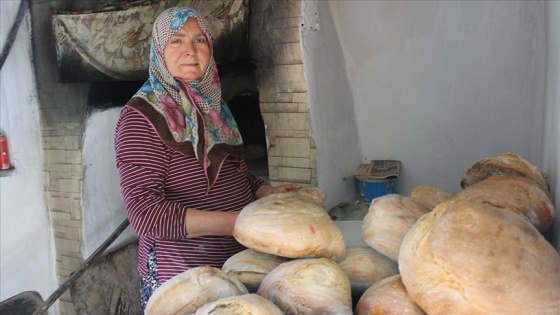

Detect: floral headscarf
[133, 7, 243, 183]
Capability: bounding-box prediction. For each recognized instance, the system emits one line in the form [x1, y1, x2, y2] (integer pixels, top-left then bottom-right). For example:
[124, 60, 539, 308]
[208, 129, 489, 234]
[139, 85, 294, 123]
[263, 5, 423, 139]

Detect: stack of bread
[361, 194, 432, 261]
[144, 153, 559, 314]
[233, 187, 346, 261]
[195, 294, 284, 315]
[396, 153, 559, 315]
[232, 188, 356, 314]
[355, 274, 426, 315]
[144, 266, 248, 315]
[409, 184, 455, 209]
[221, 248, 289, 293]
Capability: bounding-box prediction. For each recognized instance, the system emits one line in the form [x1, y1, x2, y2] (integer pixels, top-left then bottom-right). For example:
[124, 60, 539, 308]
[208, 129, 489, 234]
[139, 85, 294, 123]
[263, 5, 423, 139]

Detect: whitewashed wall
[325, 1, 546, 195]
[0, 0, 58, 311]
[544, 0, 560, 251]
[301, 1, 362, 208]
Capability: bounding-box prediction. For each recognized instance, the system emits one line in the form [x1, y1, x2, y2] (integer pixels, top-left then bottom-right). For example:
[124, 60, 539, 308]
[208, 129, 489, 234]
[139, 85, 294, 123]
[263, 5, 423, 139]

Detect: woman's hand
[270, 183, 302, 194]
[255, 183, 302, 199]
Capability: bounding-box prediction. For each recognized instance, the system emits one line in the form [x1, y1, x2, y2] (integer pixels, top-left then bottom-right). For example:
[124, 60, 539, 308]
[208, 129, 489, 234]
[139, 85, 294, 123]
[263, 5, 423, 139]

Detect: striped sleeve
[246, 169, 268, 195]
[114, 106, 188, 239]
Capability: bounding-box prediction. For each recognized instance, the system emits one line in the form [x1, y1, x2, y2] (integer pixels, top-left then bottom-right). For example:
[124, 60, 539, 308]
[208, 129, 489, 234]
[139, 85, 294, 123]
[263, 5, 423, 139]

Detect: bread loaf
[362, 194, 432, 261]
[452, 175, 555, 232]
[145, 266, 248, 315]
[195, 294, 284, 315]
[294, 187, 327, 208]
[409, 184, 455, 209]
[336, 246, 398, 295]
[460, 152, 549, 191]
[355, 274, 426, 315]
[222, 249, 289, 293]
[399, 200, 560, 315]
[257, 258, 353, 315]
[233, 191, 346, 260]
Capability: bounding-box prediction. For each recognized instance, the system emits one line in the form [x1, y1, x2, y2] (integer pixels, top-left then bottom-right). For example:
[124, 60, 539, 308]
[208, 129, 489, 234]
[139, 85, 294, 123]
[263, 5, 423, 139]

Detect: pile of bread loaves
[145, 152, 560, 315]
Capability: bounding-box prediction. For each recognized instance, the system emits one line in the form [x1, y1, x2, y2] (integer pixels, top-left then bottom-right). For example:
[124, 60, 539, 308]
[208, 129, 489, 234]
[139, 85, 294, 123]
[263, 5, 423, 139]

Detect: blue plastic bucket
[355, 177, 398, 204]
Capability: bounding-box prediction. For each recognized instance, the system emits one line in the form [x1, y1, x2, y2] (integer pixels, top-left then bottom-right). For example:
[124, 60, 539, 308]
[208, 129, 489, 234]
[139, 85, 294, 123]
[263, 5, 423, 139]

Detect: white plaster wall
[0, 0, 58, 310]
[544, 0, 560, 252]
[82, 107, 137, 257]
[301, 1, 362, 208]
[327, 1, 546, 195]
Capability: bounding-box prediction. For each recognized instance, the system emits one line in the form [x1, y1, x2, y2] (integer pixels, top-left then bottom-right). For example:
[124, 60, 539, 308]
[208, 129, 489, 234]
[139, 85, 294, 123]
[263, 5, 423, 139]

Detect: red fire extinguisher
[0, 133, 11, 170]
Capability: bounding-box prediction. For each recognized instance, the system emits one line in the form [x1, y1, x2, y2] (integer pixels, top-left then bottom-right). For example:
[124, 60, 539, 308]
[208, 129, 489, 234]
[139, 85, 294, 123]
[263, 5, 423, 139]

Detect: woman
[114, 7, 300, 309]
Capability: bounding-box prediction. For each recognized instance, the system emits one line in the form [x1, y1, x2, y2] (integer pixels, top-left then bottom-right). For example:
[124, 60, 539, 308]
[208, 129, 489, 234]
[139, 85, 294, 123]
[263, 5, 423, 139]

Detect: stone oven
[30, 0, 315, 313]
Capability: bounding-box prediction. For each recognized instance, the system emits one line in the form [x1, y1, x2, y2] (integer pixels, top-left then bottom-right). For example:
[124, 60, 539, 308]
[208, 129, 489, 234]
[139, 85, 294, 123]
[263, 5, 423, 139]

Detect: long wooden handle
[33, 218, 130, 315]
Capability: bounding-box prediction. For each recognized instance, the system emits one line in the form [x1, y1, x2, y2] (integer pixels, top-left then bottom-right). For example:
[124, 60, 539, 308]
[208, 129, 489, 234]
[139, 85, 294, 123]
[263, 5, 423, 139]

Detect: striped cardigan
[115, 104, 266, 283]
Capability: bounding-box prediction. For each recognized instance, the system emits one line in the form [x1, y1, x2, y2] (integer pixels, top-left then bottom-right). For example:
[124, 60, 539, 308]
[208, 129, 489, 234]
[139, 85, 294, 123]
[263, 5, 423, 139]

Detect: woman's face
[164, 18, 211, 82]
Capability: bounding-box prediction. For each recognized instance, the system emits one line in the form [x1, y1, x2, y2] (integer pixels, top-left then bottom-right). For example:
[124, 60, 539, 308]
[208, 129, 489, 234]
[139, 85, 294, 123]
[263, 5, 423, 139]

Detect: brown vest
[127, 97, 244, 185]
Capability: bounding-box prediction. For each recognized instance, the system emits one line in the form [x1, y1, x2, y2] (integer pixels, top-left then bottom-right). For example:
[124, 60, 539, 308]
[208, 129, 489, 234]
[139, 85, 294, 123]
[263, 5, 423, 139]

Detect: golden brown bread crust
[452, 175, 555, 232]
[355, 274, 426, 315]
[361, 194, 432, 261]
[145, 266, 248, 315]
[294, 187, 327, 208]
[336, 246, 398, 294]
[410, 185, 455, 209]
[257, 258, 353, 315]
[399, 200, 560, 315]
[222, 249, 289, 293]
[233, 192, 346, 260]
[460, 152, 549, 191]
[195, 294, 284, 315]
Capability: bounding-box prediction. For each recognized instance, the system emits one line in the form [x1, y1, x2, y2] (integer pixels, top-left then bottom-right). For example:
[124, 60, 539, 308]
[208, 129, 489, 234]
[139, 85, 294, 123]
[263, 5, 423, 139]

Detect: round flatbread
[336, 246, 398, 295]
[409, 184, 455, 209]
[362, 194, 432, 261]
[258, 258, 353, 315]
[222, 249, 289, 292]
[234, 191, 346, 260]
[355, 274, 426, 315]
[452, 175, 554, 232]
[399, 200, 560, 315]
[195, 294, 284, 315]
[145, 266, 248, 315]
[460, 152, 549, 191]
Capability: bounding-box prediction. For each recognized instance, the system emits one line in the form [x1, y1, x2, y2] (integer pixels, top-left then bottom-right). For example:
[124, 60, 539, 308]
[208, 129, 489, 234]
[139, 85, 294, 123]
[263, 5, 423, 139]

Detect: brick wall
[42, 123, 85, 314]
[249, 0, 316, 187]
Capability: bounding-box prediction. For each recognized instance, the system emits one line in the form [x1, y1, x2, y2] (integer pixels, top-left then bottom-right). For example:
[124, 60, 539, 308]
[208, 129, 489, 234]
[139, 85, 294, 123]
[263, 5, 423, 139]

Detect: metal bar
[33, 218, 130, 315]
